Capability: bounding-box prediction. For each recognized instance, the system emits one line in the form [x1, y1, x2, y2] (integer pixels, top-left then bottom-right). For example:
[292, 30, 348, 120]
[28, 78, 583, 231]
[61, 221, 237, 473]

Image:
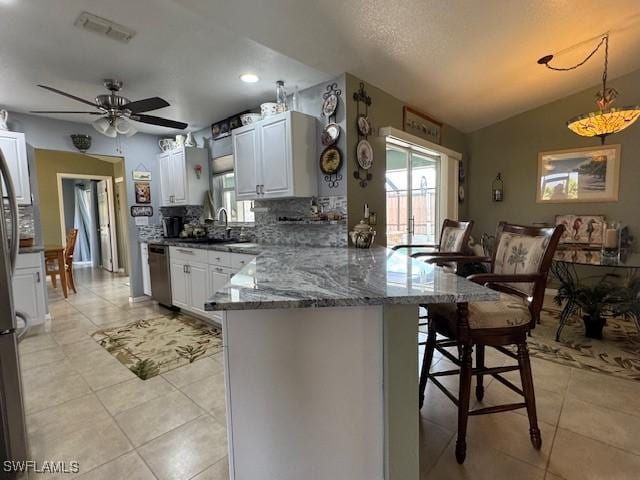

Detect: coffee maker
[162, 216, 183, 238]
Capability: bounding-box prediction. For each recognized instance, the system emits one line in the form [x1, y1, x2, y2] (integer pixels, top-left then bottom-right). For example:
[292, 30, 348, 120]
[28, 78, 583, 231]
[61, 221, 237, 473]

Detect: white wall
[7, 111, 160, 298]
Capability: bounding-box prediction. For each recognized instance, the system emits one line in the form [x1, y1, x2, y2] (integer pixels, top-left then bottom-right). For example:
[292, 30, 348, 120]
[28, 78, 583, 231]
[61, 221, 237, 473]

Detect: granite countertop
[19, 245, 44, 254]
[145, 238, 262, 255]
[205, 246, 499, 311]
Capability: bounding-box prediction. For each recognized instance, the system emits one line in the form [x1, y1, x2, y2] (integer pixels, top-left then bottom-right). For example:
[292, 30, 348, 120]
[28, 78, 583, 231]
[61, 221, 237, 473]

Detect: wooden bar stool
[418, 222, 564, 464]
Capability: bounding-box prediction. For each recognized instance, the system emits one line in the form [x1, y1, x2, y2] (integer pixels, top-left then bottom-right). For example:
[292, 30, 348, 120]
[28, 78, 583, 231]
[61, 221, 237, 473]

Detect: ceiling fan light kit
[539, 34, 640, 144]
[32, 79, 187, 137]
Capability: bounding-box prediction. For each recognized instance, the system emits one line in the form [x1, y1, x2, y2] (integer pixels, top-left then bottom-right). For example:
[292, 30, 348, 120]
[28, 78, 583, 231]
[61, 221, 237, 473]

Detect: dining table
[552, 247, 640, 340]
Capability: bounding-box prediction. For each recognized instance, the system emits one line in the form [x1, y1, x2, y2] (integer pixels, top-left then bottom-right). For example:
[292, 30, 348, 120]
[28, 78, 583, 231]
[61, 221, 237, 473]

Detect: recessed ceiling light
[240, 73, 259, 84]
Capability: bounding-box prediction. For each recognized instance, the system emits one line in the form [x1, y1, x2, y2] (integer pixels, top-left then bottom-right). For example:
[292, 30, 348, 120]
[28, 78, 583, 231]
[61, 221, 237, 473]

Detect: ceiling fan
[31, 79, 188, 137]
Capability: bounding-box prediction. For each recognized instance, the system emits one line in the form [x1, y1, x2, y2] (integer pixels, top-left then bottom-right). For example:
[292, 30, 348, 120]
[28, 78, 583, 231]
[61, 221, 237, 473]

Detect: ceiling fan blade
[37, 85, 98, 107]
[124, 97, 170, 114]
[30, 110, 103, 114]
[131, 114, 187, 130]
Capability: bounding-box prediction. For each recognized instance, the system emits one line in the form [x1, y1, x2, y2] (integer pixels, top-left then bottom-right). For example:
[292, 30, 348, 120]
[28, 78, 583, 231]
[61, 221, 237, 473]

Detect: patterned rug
[92, 313, 223, 380]
[528, 298, 640, 381]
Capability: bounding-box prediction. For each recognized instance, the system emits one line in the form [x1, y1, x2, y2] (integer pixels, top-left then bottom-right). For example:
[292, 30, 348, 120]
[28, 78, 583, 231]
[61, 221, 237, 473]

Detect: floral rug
[92, 313, 223, 380]
[528, 298, 640, 381]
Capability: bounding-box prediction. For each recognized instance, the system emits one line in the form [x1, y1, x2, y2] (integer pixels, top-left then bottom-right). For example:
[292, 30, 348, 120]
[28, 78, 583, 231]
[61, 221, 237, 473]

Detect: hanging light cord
[542, 34, 608, 73]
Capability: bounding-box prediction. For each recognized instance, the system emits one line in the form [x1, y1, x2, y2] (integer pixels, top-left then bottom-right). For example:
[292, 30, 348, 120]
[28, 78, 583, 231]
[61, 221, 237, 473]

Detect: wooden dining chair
[418, 222, 564, 464]
[64, 228, 78, 293]
[391, 219, 474, 257]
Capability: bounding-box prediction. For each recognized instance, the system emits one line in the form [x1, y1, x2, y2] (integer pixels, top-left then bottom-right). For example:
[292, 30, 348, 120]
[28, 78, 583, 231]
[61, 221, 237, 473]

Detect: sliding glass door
[386, 144, 439, 246]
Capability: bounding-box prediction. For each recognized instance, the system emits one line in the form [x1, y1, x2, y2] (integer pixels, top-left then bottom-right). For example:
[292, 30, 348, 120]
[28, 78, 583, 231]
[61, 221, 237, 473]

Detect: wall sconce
[70, 134, 92, 153]
[492, 173, 504, 202]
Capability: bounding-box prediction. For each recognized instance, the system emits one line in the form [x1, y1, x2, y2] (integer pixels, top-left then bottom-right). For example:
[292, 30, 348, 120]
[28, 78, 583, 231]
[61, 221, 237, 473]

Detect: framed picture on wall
[134, 182, 151, 204]
[403, 106, 442, 144]
[536, 144, 621, 203]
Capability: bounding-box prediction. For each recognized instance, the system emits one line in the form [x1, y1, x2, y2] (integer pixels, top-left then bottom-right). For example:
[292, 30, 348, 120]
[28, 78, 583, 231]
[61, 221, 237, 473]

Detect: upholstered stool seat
[430, 293, 531, 330]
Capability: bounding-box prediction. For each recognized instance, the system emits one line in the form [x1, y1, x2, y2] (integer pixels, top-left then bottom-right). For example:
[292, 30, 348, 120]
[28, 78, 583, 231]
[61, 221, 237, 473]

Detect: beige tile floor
[19, 267, 229, 480]
[18, 267, 640, 479]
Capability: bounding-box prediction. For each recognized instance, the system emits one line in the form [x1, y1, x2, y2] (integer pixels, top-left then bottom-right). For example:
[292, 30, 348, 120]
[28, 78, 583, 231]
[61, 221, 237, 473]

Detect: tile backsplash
[3, 204, 35, 241]
[137, 196, 348, 247]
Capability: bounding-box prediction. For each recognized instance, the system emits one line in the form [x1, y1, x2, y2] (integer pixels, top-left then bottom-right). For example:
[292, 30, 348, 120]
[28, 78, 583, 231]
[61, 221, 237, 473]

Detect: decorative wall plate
[322, 93, 338, 118]
[356, 139, 374, 170]
[320, 145, 343, 175]
[321, 123, 341, 146]
[357, 114, 371, 136]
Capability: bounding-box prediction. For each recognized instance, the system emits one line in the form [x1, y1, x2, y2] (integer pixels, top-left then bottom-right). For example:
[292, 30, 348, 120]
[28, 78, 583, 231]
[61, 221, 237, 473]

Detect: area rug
[528, 298, 640, 381]
[92, 313, 223, 380]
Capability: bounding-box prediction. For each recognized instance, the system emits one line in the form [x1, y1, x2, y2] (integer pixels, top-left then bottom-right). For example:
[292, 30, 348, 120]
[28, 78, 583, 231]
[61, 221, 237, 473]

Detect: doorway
[385, 144, 440, 246]
[57, 174, 119, 272]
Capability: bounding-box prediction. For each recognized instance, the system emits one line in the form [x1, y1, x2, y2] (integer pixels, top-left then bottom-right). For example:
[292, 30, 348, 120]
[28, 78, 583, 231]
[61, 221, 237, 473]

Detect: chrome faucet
[217, 208, 231, 238]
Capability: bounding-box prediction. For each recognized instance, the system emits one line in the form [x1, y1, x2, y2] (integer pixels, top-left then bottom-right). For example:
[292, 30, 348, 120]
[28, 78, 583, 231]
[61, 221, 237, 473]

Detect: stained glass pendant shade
[539, 34, 640, 144]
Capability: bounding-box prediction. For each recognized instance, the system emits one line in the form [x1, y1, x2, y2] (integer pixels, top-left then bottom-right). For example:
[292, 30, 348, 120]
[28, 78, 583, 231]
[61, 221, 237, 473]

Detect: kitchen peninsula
[206, 246, 499, 480]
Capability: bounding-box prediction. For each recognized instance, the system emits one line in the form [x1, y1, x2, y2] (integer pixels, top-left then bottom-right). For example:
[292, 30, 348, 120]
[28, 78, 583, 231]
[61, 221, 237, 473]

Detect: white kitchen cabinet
[158, 146, 208, 207]
[13, 253, 46, 326]
[207, 265, 231, 323]
[140, 243, 151, 296]
[170, 258, 190, 310]
[187, 261, 209, 317]
[168, 246, 255, 323]
[0, 131, 31, 205]
[231, 128, 258, 199]
[232, 111, 317, 200]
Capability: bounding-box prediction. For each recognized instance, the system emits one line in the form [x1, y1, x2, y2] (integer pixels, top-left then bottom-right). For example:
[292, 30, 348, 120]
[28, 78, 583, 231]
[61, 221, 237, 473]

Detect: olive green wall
[467, 68, 640, 241]
[345, 73, 470, 247]
[35, 149, 120, 245]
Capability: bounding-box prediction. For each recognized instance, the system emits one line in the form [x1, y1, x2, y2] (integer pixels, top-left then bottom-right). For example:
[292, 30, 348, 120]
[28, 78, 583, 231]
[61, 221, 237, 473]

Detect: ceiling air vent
[74, 12, 136, 44]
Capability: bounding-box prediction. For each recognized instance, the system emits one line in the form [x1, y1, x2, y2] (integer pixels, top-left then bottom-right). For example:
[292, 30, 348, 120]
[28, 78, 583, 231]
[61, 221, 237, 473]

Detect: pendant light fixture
[538, 34, 640, 144]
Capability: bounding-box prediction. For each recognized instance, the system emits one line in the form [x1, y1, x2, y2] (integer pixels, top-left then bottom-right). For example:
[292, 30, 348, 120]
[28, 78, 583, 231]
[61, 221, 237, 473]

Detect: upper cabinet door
[259, 115, 291, 198]
[0, 131, 31, 205]
[170, 148, 188, 205]
[158, 152, 173, 206]
[233, 127, 259, 200]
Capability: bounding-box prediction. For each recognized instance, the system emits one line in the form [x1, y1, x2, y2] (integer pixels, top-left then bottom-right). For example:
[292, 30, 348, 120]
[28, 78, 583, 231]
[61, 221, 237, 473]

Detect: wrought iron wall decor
[70, 134, 91, 153]
[320, 82, 343, 189]
[353, 82, 372, 187]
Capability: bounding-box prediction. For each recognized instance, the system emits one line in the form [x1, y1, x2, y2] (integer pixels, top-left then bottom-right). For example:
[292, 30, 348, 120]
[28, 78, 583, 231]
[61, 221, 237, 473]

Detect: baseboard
[129, 295, 151, 304]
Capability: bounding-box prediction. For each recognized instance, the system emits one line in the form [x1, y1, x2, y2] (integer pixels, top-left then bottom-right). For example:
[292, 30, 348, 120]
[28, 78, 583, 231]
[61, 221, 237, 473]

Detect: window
[214, 173, 255, 223]
[385, 144, 439, 246]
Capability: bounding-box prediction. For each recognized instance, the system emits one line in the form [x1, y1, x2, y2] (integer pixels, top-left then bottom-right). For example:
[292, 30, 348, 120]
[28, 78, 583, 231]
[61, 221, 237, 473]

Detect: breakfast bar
[205, 246, 499, 480]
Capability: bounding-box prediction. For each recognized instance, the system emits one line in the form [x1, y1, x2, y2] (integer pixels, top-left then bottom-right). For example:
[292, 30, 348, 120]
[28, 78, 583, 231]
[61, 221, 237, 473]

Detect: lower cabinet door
[207, 267, 230, 322]
[140, 243, 151, 296]
[188, 261, 209, 316]
[13, 268, 43, 324]
[170, 261, 189, 309]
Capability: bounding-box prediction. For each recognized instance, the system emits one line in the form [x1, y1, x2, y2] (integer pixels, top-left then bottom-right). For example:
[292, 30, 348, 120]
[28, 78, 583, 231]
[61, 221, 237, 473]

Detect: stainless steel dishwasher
[148, 243, 172, 307]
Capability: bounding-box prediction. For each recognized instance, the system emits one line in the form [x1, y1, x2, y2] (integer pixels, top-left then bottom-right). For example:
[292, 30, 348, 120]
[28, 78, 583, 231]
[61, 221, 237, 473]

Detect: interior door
[97, 180, 114, 272]
[259, 116, 291, 197]
[233, 127, 259, 200]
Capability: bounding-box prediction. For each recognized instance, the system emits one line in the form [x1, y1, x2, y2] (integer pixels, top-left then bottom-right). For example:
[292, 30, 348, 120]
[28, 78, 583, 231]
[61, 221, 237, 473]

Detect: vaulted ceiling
[1, 0, 639, 135]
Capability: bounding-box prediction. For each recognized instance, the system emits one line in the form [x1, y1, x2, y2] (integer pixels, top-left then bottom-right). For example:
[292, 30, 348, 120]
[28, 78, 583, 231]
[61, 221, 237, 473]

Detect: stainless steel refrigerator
[0, 148, 29, 474]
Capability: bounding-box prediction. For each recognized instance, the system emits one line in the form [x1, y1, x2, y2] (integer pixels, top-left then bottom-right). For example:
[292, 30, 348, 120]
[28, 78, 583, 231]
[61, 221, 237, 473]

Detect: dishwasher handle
[149, 245, 167, 255]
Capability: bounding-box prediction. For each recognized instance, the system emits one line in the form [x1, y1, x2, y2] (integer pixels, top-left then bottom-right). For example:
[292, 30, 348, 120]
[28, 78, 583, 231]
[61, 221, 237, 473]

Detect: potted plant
[555, 279, 640, 339]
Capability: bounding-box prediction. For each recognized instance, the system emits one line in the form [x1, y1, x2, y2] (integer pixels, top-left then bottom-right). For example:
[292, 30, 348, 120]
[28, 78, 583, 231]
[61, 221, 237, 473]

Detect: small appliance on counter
[162, 216, 183, 238]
